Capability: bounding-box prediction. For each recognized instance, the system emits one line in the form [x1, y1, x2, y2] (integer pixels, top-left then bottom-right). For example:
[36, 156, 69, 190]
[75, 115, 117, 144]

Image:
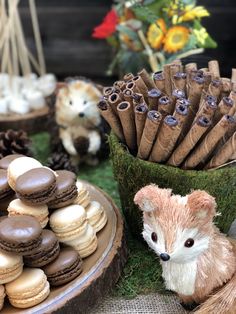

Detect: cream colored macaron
[67, 224, 98, 258]
[0, 285, 5, 310]
[86, 201, 107, 232]
[7, 199, 49, 228]
[50, 204, 87, 243]
[7, 157, 42, 190]
[5, 268, 50, 309]
[74, 182, 90, 208]
[0, 250, 23, 284]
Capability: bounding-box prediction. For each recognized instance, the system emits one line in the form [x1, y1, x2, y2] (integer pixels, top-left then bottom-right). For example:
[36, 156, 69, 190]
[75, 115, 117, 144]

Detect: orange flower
[163, 26, 189, 53]
[147, 19, 166, 49]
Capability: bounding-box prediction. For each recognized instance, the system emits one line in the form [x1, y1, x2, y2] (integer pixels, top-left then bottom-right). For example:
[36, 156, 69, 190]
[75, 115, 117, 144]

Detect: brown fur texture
[134, 185, 236, 313]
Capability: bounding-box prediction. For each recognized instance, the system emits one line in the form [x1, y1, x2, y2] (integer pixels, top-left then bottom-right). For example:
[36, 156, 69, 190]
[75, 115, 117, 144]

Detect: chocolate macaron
[24, 229, 60, 267]
[49, 170, 78, 209]
[15, 167, 56, 205]
[43, 247, 83, 286]
[0, 154, 24, 170]
[0, 169, 14, 200]
[0, 216, 42, 255]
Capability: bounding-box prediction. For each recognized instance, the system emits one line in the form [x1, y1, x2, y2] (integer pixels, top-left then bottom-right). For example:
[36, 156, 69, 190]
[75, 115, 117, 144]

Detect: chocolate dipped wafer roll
[167, 116, 211, 167]
[123, 73, 134, 82]
[173, 72, 187, 91]
[153, 71, 165, 93]
[97, 100, 124, 141]
[138, 69, 156, 90]
[117, 101, 136, 151]
[183, 115, 236, 169]
[103, 87, 114, 97]
[135, 103, 148, 146]
[148, 89, 162, 110]
[132, 75, 148, 101]
[207, 78, 222, 100]
[108, 92, 123, 115]
[208, 60, 220, 78]
[137, 111, 162, 160]
[205, 132, 236, 169]
[149, 115, 179, 163]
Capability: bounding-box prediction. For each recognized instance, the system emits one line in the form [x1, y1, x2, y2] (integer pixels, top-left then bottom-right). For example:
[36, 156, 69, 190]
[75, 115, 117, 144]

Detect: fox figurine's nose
[79, 112, 85, 117]
[160, 253, 170, 261]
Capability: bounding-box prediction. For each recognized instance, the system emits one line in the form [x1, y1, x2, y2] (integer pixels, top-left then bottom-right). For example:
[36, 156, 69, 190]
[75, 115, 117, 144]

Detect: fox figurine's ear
[187, 190, 216, 222]
[134, 184, 171, 212]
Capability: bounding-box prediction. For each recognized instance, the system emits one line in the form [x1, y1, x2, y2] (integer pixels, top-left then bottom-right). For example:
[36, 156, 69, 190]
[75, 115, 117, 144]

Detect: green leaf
[201, 34, 217, 49]
[116, 25, 139, 41]
[132, 5, 159, 23]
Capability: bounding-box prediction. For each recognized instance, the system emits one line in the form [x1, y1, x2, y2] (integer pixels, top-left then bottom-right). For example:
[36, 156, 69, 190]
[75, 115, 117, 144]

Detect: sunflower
[147, 19, 166, 49]
[164, 26, 189, 53]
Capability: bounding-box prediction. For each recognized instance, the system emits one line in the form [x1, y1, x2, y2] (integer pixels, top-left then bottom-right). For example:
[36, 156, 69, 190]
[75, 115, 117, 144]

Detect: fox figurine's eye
[184, 238, 194, 248]
[83, 100, 87, 105]
[151, 232, 158, 242]
[69, 100, 73, 105]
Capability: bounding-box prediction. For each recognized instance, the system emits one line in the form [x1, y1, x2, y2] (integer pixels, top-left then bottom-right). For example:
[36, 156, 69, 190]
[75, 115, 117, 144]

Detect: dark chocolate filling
[223, 96, 234, 107]
[124, 89, 132, 96]
[148, 88, 161, 98]
[110, 93, 118, 102]
[193, 75, 205, 84]
[126, 82, 134, 89]
[164, 115, 178, 126]
[225, 115, 235, 123]
[153, 71, 164, 80]
[135, 104, 148, 113]
[118, 102, 129, 110]
[198, 116, 211, 127]
[148, 110, 161, 121]
[176, 104, 188, 115]
[172, 89, 185, 99]
[159, 96, 169, 105]
[174, 72, 186, 79]
[177, 98, 190, 107]
[97, 100, 108, 110]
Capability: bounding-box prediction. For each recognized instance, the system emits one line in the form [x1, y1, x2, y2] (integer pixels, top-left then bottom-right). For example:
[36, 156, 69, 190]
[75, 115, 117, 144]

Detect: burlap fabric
[89, 293, 187, 313]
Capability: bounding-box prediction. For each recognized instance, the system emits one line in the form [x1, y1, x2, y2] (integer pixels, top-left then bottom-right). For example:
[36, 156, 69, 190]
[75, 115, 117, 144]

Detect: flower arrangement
[92, 0, 217, 75]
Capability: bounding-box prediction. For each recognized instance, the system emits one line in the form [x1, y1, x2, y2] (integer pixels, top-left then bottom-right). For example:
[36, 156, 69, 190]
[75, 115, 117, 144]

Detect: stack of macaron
[0, 154, 108, 310]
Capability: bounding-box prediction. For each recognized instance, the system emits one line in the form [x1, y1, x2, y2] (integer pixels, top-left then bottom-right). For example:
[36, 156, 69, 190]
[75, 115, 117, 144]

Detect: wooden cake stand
[1, 180, 127, 313]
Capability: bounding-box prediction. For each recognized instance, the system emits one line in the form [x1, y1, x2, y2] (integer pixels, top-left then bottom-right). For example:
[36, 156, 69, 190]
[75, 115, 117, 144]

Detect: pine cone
[47, 151, 77, 173]
[0, 129, 32, 159]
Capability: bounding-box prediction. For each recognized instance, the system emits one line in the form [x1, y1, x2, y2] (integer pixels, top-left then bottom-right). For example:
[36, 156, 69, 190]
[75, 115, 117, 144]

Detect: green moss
[109, 132, 236, 236]
[31, 132, 51, 164]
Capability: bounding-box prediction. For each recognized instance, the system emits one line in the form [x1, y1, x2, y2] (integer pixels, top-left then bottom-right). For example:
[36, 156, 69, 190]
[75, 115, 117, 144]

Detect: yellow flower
[163, 26, 189, 53]
[181, 5, 210, 22]
[147, 19, 166, 49]
[193, 27, 208, 45]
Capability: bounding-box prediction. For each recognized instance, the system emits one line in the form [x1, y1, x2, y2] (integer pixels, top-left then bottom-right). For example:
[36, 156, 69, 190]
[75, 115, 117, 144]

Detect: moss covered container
[109, 133, 236, 237]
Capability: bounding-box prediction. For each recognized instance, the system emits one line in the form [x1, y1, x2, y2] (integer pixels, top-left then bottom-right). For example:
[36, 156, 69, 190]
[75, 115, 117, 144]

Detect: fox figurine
[134, 185, 236, 313]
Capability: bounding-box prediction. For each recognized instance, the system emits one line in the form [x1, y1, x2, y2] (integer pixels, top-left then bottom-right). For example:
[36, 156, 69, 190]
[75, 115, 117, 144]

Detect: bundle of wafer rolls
[97, 60, 236, 170]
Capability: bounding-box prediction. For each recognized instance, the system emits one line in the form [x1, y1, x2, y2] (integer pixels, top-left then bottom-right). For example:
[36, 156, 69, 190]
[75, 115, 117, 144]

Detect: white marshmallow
[37, 74, 57, 96]
[27, 90, 45, 110]
[9, 97, 30, 114]
[0, 97, 9, 114]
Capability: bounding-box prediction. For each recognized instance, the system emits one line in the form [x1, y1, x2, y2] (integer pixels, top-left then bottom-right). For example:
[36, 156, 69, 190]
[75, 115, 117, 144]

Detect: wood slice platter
[1, 180, 127, 314]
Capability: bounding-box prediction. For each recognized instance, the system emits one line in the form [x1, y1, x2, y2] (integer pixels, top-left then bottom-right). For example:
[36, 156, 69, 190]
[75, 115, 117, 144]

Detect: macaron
[43, 247, 82, 286]
[0, 285, 5, 310]
[7, 199, 49, 228]
[73, 181, 90, 208]
[0, 216, 42, 255]
[7, 156, 42, 190]
[66, 224, 98, 258]
[0, 154, 24, 170]
[49, 170, 78, 209]
[0, 169, 14, 200]
[49, 204, 87, 243]
[5, 268, 50, 309]
[0, 250, 23, 284]
[24, 229, 60, 267]
[86, 201, 108, 232]
[15, 167, 57, 205]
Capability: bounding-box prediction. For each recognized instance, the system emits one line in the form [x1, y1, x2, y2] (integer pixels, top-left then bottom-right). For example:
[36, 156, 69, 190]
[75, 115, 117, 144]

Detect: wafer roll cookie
[125, 81, 138, 93]
[203, 71, 212, 91]
[167, 116, 211, 166]
[132, 93, 145, 106]
[194, 95, 217, 123]
[113, 80, 126, 91]
[97, 100, 124, 141]
[148, 89, 162, 110]
[183, 115, 236, 169]
[221, 78, 231, 98]
[231, 68, 236, 91]
[153, 72, 165, 93]
[123, 73, 134, 82]
[158, 96, 173, 117]
[207, 79, 222, 99]
[185, 63, 197, 94]
[228, 92, 236, 115]
[214, 96, 234, 122]
[135, 103, 148, 146]
[137, 111, 162, 160]
[138, 69, 156, 90]
[173, 72, 187, 91]
[117, 101, 136, 151]
[103, 87, 114, 97]
[133, 75, 149, 101]
[108, 93, 123, 115]
[208, 60, 220, 78]
[123, 89, 134, 106]
[170, 64, 181, 90]
[205, 132, 236, 169]
[149, 115, 179, 163]
[163, 64, 172, 96]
